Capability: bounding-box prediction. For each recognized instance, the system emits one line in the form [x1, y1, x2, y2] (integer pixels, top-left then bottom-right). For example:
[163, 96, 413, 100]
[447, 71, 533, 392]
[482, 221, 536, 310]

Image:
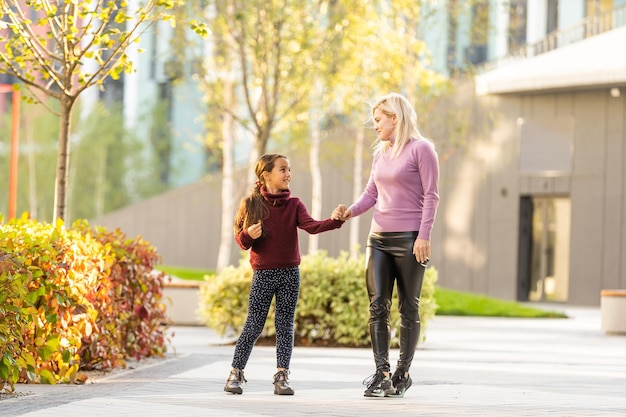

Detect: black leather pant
[366, 231, 426, 374]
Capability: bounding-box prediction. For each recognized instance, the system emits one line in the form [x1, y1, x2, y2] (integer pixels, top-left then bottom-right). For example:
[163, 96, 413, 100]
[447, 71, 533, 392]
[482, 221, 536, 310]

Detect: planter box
[600, 289, 626, 335]
[163, 281, 202, 326]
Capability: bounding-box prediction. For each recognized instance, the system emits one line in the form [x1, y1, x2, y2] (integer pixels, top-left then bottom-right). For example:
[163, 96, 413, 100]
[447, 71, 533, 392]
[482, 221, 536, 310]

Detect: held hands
[247, 221, 263, 239]
[331, 204, 352, 221]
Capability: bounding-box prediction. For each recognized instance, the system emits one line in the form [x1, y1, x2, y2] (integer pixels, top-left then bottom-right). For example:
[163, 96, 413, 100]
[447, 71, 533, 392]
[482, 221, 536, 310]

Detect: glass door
[528, 197, 571, 302]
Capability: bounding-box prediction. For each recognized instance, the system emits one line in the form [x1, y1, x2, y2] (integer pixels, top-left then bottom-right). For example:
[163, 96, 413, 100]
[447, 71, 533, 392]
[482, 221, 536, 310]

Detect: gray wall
[429, 88, 521, 301]
[569, 90, 626, 304]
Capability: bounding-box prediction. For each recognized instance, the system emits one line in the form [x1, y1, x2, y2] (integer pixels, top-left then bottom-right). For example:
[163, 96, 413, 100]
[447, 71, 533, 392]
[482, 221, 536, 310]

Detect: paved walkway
[2, 305, 626, 416]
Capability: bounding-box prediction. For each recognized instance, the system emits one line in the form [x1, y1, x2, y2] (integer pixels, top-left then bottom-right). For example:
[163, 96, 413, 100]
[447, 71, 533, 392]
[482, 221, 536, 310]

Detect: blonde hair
[371, 93, 425, 158]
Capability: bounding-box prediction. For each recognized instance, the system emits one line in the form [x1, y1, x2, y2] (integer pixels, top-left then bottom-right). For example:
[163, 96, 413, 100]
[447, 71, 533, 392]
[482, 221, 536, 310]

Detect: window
[547, 0, 558, 34]
[508, 0, 527, 52]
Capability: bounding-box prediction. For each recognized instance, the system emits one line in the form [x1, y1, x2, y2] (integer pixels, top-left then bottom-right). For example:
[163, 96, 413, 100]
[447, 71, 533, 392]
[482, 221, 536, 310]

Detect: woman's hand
[413, 238, 430, 264]
[247, 221, 262, 239]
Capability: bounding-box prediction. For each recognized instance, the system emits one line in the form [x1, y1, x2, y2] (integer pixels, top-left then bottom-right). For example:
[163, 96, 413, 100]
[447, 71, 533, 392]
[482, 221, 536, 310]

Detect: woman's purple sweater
[349, 138, 440, 240]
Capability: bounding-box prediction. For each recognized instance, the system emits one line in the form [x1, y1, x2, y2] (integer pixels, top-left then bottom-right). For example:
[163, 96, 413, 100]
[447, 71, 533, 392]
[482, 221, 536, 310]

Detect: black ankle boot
[273, 369, 295, 395]
[224, 368, 246, 394]
[388, 368, 412, 398]
[363, 370, 394, 397]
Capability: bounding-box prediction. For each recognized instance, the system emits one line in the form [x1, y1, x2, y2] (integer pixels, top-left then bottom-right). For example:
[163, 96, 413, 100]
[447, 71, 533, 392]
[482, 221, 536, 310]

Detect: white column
[491, 0, 510, 59]
[527, 0, 548, 43]
[526, 0, 548, 56]
[123, 0, 140, 130]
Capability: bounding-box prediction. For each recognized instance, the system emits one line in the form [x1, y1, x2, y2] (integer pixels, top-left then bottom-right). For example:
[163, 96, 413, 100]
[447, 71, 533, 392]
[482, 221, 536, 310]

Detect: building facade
[423, 0, 626, 305]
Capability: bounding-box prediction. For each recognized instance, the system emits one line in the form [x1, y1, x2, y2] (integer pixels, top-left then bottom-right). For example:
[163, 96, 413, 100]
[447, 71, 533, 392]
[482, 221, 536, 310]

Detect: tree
[0, 0, 183, 221]
[169, 1, 240, 272]
[302, 0, 368, 254]
[69, 102, 132, 220]
[188, 0, 340, 270]
[0, 98, 59, 221]
[167, 0, 458, 269]
[207, 1, 238, 273]
[318, 1, 458, 259]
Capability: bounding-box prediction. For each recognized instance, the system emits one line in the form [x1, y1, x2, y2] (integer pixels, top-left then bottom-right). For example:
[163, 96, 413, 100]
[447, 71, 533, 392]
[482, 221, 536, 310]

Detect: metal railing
[480, 4, 626, 72]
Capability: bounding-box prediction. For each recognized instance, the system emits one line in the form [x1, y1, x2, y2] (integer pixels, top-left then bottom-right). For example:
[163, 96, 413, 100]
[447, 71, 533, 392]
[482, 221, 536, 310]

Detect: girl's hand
[247, 221, 262, 239]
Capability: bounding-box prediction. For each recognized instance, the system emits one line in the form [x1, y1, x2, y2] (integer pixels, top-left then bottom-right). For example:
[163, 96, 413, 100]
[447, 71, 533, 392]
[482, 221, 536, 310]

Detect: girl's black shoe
[273, 370, 295, 395]
[224, 368, 246, 394]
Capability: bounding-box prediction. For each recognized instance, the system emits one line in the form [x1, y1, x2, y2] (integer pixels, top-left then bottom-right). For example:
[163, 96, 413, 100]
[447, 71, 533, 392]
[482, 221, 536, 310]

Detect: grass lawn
[435, 287, 567, 318]
[155, 265, 214, 281]
[156, 265, 567, 318]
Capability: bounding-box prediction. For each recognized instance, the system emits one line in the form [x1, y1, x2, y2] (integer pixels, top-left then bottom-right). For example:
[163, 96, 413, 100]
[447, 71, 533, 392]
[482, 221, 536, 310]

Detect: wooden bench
[600, 289, 626, 335]
[163, 280, 203, 326]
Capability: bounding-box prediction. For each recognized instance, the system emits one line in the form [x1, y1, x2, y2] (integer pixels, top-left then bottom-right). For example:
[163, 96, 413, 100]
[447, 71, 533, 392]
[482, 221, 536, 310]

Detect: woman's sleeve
[417, 142, 440, 241]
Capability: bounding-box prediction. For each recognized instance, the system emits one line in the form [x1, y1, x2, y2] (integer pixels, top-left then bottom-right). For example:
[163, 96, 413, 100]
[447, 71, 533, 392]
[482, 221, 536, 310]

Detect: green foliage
[198, 256, 254, 339]
[435, 287, 568, 318]
[0, 100, 59, 221]
[73, 220, 170, 366]
[71, 101, 174, 220]
[0, 97, 177, 223]
[0, 215, 168, 392]
[0, 0, 188, 222]
[198, 251, 438, 347]
[70, 102, 132, 219]
[0, 0, 183, 97]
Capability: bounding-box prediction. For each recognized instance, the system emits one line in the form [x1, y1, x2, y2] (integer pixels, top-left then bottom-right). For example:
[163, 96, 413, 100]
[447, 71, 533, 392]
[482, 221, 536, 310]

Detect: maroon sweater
[235, 188, 344, 270]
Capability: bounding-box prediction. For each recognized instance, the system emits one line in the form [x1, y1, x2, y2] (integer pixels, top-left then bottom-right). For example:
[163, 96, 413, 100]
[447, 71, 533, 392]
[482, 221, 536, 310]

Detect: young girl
[224, 153, 345, 396]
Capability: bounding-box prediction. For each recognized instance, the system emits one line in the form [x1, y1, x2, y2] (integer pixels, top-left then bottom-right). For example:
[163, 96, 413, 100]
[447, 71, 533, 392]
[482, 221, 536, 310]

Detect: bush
[74, 221, 170, 367]
[198, 250, 438, 347]
[0, 215, 168, 392]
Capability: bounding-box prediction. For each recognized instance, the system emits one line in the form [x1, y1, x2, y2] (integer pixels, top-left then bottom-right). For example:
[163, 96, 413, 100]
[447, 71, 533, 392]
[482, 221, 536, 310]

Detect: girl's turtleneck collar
[260, 186, 290, 206]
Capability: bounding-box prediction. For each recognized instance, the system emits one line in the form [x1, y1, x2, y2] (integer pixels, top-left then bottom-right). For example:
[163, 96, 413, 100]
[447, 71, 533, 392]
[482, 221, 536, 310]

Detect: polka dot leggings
[231, 266, 300, 370]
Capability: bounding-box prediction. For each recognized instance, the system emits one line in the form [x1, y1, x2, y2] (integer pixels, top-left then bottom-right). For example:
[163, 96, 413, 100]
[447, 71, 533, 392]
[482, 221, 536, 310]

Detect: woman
[336, 93, 439, 398]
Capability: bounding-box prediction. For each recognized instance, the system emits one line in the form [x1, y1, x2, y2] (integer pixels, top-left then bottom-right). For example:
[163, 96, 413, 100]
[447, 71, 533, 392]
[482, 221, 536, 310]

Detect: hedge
[0, 215, 168, 392]
[198, 250, 438, 347]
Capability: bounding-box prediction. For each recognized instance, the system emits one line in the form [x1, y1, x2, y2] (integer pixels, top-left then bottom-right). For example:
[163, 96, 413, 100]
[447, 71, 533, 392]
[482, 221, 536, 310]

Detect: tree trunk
[25, 111, 38, 219]
[65, 143, 79, 222]
[95, 147, 107, 218]
[247, 144, 260, 183]
[53, 95, 74, 222]
[350, 124, 365, 259]
[216, 1, 237, 272]
[307, 83, 323, 254]
[216, 73, 236, 272]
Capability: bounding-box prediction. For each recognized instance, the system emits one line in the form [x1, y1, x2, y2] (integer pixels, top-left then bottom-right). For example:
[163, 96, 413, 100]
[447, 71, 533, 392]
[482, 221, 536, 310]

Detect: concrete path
[2, 306, 625, 416]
